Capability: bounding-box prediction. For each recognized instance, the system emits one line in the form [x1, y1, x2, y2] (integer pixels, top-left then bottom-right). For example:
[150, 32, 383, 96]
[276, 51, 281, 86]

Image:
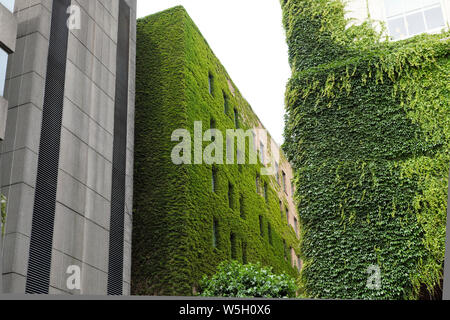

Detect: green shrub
[199, 261, 297, 298]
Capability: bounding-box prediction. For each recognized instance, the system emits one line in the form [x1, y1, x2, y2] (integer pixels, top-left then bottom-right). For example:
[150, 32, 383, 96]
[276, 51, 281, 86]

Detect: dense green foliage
[132, 6, 300, 296]
[281, 0, 449, 299]
[199, 261, 297, 298]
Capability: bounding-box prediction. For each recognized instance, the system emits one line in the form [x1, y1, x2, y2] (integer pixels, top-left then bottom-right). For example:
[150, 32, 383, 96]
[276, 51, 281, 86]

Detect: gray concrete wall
[0, 0, 136, 295]
[0, 2, 17, 141]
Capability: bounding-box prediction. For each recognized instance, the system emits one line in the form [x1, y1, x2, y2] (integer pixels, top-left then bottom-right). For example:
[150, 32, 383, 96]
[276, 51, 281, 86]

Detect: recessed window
[259, 215, 264, 237]
[240, 195, 245, 219]
[230, 233, 237, 260]
[259, 142, 265, 164]
[212, 168, 217, 193]
[242, 241, 248, 264]
[385, 0, 446, 40]
[256, 174, 260, 194]
[213, 219, 219, 248]
[286, 208, 289, 225]
[279, 200, 283, 218]
[234, 109, 239, 128]
[0, 49, 8, 97]
[268, 223, 273, 245]
[275, 162, 280, 184]
[208, 73, 214, 95]
[294, 217, 299, 237]
[228, 182, 234, 209]
[282, 171, 287, 194]
[223, 91, 229, 114]
[264, 182, 268, 202]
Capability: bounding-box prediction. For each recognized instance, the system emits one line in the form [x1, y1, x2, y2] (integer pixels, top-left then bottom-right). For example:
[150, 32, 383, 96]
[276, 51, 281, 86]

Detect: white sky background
[136, 0, 291, 145]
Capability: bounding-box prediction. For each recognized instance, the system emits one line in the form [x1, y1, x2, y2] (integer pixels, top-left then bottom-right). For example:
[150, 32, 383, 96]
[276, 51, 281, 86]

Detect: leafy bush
[198, 261, 298, 298]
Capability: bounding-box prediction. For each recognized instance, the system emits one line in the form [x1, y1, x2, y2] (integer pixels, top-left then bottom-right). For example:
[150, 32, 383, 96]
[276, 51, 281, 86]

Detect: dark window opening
[259, 215, 264, 237]
[230, 233, 237, 260]
[240, 195, 245, 219]
[242, 241, 248, 264]
[282, 171, 287, 194]
[223, 91, 229, 115]
[212, 168, 218, 193]
[213, 219, 219, 248]
[264, 182, 268, 202]
[234, 109, 239, 128]
[256, 174, 260, 194]
[208, 73, 214, 95]
[268, 223, 273, 245]
[228, 183, 234, 209]
[294, 217, 299, 237]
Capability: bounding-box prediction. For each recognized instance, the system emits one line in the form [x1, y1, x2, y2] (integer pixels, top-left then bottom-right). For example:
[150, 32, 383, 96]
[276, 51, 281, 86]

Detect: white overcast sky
[136, 0, 291, 145]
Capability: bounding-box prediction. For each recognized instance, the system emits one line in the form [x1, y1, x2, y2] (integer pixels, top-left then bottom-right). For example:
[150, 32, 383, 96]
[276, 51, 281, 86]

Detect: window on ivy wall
[283, 240, 287, 260]
[223, 91, 229, 115]
[275, 162, 280, 184]
[279, 200, 283, 218]
[0, 0, 14, 11]
[268, 223, 273, 245]
[242, 241, 248, 264]
[256, 174, 260, 194]
[264, 182, 268, 202]
[240, 195, 245, 218]
[384, 0, 446, 40]
[208, 73, 214, 95]
[234, 109, 239, 128]
[282, 171, 287, 194]
[294, 217, 299, 237]
[228, 182, 234, 209]
[212, 168, 217, 193]
[259, 215, 264, 237]
[213, 219, 219, 248]
[286, 208, 289, 225]
[259, 142, 265, 164]
[230, 233, 237, 260]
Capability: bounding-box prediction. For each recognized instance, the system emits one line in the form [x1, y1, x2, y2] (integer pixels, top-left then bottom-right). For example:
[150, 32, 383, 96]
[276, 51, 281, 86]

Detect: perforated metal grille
[107, 0, 130, 296]
[25, 0, 71, 294]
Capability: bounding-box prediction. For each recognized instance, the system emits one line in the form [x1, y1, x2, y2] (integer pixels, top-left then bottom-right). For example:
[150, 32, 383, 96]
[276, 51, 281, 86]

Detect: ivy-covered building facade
[281, 0, 449, 299]
[132, 6, 301, 296]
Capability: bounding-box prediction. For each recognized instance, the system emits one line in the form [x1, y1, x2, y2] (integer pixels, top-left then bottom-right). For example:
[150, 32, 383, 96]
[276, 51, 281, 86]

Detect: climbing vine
[132, 6, 301, 296]
[281, 0, 449, 299]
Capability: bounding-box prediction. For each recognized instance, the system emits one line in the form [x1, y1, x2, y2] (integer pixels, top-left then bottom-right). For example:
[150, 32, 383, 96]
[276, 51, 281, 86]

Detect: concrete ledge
[0, 3, 17, 53]
[0, 96, 7, 140]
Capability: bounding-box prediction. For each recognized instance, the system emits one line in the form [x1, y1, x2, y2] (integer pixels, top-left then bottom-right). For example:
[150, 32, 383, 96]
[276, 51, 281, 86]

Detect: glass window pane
[424, 7, 445, 29]
[422, 0, 441, 7]
[387, 17, 408, 40]
[404, 0, 425, 12]
[385, 0, 405, 17]
[406, 12, 426, 35]
[0, 0, 14, 11]
[0, 49, 8, 97]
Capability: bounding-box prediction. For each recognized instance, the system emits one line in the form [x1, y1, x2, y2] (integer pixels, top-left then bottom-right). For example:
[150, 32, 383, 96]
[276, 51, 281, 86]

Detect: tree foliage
[199, 261, 298, 298]
[281, 0, 449, 299]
